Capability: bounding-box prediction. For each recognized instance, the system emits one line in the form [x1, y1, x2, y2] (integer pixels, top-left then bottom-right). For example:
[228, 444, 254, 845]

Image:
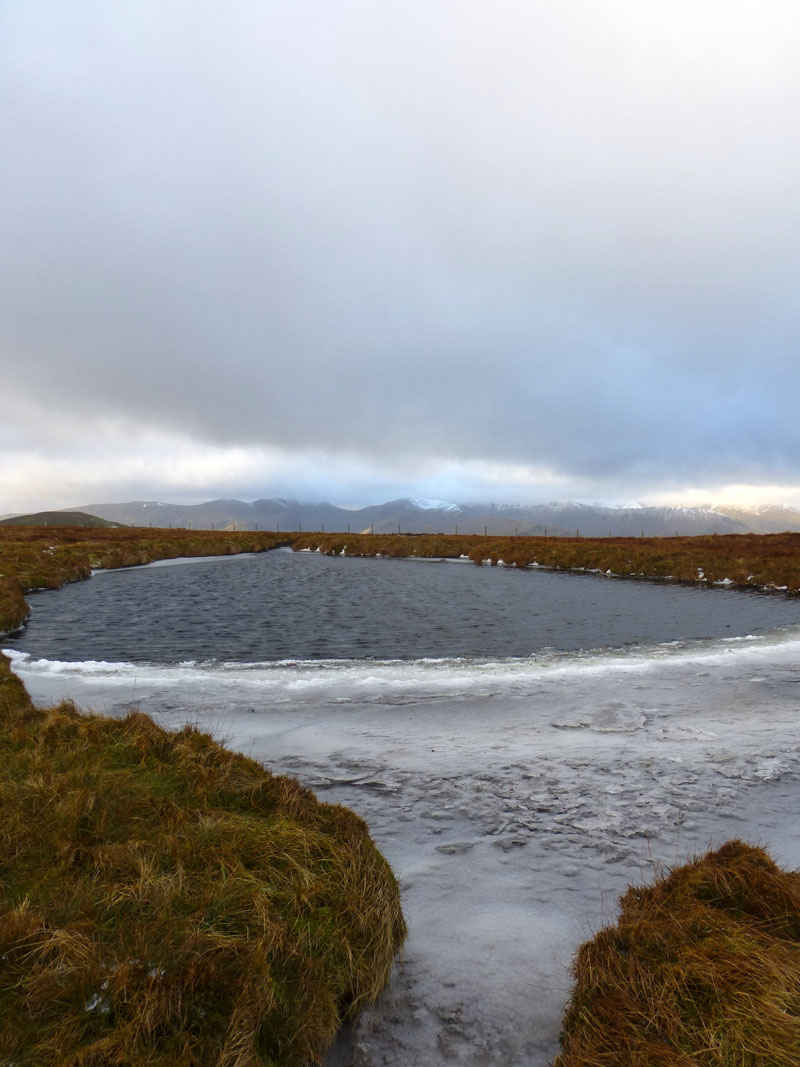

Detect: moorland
[2, 524, 800, 1065]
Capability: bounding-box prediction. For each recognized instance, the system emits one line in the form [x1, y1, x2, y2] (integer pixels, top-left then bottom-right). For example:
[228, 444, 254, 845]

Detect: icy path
[9, 636, 800, 1066]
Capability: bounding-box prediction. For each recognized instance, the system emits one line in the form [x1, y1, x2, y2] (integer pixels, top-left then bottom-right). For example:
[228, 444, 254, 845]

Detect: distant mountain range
[43, 498, 800, 537]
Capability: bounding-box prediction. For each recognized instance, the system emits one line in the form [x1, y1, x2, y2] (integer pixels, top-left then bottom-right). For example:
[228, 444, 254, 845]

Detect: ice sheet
[7, 634, 800, 1066]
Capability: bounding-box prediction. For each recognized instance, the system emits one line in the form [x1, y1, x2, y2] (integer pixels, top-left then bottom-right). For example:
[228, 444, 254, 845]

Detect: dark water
[7, 548, 800, 664]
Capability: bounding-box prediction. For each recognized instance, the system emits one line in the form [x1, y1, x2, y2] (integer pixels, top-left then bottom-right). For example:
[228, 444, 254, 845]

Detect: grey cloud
[2, 0, 800, 500]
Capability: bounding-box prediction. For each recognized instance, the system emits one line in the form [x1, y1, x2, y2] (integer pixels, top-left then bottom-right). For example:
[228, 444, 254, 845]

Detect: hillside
[0, 510, 122, 528]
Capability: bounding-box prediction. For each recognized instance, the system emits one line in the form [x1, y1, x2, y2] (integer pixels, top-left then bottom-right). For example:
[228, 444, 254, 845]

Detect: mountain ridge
[50, 498, 800, 537]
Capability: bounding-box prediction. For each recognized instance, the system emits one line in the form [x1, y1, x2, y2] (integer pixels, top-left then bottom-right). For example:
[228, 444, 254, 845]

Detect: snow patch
[411, 498, 461, 512]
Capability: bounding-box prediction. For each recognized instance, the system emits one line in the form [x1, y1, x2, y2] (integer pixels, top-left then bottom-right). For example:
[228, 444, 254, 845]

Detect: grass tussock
[554, 841, 800, 1066]
[292, 531, 800, 593]
[0, 527, 405, 1064]
[0, 699, 406, 1065]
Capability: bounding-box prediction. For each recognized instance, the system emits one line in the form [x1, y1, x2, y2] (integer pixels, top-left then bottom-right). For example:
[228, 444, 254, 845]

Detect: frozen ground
[7, 631, 800, 1066]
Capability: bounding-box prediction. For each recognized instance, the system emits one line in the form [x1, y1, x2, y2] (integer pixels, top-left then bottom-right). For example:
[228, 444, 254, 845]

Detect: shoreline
[309, 542, 800, 599]
[291, 529, 800, 596]
[3, 527, 800, 645]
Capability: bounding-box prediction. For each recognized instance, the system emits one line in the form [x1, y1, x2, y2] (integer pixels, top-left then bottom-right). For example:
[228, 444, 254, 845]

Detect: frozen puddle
[8, 636, 800, 1065]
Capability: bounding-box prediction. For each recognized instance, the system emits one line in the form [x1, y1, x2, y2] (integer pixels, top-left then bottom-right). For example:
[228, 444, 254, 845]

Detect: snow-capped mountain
[708, 504, 800, 534]
[66, 498, 800, 536]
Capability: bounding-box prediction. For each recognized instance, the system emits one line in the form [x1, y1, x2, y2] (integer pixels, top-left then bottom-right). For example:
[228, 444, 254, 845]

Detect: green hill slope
[0, 510, 122, 528]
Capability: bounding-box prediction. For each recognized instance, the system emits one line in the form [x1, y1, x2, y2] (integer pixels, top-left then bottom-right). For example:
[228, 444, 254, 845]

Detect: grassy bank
[291, 530, 800, 593]
[554, 841, 800, 1066]
[0, 526, 404, 1065]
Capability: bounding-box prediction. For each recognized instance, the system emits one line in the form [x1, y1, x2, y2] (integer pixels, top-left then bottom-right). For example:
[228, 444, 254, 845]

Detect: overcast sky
[2, 1, 799, 513]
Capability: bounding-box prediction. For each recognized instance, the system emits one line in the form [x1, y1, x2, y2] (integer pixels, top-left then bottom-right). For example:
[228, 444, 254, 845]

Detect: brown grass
[0, 701, 405, 1065]
[291, 531, 800, 593]
[0, 526, 405, 1065]
[554, 841, 800, 1066]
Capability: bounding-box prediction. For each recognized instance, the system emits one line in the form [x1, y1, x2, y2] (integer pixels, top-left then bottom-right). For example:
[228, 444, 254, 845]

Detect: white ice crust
[7, 630, 800, 1066]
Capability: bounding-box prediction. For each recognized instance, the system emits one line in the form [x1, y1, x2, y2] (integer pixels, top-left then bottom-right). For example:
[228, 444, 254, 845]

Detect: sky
[2, 1, 800, 514]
